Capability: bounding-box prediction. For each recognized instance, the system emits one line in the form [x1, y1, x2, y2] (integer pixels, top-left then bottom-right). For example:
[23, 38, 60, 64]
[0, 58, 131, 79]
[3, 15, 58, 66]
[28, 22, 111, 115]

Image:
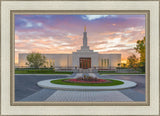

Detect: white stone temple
[18, 26, 121, 71]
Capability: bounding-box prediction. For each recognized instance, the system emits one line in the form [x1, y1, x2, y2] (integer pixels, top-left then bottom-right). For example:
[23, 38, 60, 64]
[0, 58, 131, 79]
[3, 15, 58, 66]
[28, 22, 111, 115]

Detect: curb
[37, 79, 137, 91]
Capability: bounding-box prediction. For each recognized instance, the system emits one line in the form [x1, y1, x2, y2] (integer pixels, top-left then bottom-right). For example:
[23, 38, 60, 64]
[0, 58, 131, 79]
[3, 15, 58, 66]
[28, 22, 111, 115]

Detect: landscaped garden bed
[64, 78, 111, 83]
[50, 78, 124, 86]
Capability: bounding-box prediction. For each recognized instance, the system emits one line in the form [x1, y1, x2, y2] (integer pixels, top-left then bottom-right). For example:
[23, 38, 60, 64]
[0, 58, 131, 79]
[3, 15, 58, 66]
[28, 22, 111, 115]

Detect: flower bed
[64, 76, 112, 83]
[64, 78, 111, 83]
[51, 78, 124, 86]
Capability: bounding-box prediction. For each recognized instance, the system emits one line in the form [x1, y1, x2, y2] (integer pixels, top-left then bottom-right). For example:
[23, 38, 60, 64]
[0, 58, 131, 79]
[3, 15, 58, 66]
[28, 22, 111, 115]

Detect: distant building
[18, 27, 121, 71]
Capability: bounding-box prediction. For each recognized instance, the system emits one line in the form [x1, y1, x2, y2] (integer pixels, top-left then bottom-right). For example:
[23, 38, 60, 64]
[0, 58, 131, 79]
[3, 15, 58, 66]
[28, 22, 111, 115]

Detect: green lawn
[99, 72, 145, 75]
[15, 70, 73, 74]
[98, 71, 145, 75]
[15, 68, 144, 75]
[50, 78, 124, 86]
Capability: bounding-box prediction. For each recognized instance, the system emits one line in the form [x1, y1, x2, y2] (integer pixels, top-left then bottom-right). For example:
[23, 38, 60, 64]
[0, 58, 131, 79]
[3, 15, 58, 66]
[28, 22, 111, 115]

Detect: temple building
[18, 27, 121, 71]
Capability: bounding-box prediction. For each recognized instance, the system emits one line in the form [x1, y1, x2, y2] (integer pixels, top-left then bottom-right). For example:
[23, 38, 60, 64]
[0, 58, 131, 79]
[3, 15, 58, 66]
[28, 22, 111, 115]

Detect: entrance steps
[73, 68, 98, 73]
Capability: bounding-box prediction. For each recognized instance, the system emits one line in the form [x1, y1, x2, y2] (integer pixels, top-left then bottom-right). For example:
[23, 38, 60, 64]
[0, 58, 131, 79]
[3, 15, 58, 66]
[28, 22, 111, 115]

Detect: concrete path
[18, 88, 145, 102]
[120, 89, 145, 101]
[20, 89, 57, 101]
[37, 79, 137, 91]
[45, 90, 133, 102]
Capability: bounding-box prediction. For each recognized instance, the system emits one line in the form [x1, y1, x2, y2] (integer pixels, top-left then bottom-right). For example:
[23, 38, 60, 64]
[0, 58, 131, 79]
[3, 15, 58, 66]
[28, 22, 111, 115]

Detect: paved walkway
[45, 90, 133, 102]
[18, 88, 144, 102]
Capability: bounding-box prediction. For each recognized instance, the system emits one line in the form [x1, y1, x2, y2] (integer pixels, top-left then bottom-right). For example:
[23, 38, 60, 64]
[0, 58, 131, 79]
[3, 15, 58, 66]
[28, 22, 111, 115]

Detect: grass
[15, 70, 73, 74]
[98, 71, 145, 75]
[15, 68, 144, 75]
[50, 78, 124, 86]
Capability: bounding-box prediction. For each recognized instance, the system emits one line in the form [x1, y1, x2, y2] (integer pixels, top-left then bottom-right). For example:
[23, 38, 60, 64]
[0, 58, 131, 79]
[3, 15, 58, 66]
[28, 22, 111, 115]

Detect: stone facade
[18, 27, 121, 69]
[19, 53, 72, 68]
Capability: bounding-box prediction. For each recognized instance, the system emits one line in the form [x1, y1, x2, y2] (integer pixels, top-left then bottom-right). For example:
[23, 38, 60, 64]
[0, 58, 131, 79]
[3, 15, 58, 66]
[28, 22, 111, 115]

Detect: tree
[134, 37, 145, 72]
[117, 63, 121, 67]
[121, 63, 126, 68]
[26, 52, 46, 68]
[127, 54, 139, 70]
[134, 37, 145, 62]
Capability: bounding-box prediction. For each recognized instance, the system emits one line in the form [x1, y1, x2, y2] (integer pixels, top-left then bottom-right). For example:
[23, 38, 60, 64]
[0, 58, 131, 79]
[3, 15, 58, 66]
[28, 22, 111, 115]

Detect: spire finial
[84, 25, 86, 32]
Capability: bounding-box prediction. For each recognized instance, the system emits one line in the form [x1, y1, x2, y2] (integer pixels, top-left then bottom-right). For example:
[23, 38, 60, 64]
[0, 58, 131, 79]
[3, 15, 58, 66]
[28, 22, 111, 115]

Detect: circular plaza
[37, 73, 137, 91]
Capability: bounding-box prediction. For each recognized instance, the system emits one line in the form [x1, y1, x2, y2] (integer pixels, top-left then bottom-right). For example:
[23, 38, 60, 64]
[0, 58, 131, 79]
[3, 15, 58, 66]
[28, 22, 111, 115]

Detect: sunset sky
[15, 14, 145, 64]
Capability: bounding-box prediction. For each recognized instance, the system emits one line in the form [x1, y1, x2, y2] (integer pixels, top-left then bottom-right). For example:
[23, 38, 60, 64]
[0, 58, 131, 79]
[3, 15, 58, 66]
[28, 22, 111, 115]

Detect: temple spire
[83, 26, 87, 47]
[84, 25, 86, 32]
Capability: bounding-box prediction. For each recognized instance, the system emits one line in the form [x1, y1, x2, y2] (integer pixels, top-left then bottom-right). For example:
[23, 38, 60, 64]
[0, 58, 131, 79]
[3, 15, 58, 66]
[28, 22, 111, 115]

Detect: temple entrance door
[80, 58, 91, 69]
